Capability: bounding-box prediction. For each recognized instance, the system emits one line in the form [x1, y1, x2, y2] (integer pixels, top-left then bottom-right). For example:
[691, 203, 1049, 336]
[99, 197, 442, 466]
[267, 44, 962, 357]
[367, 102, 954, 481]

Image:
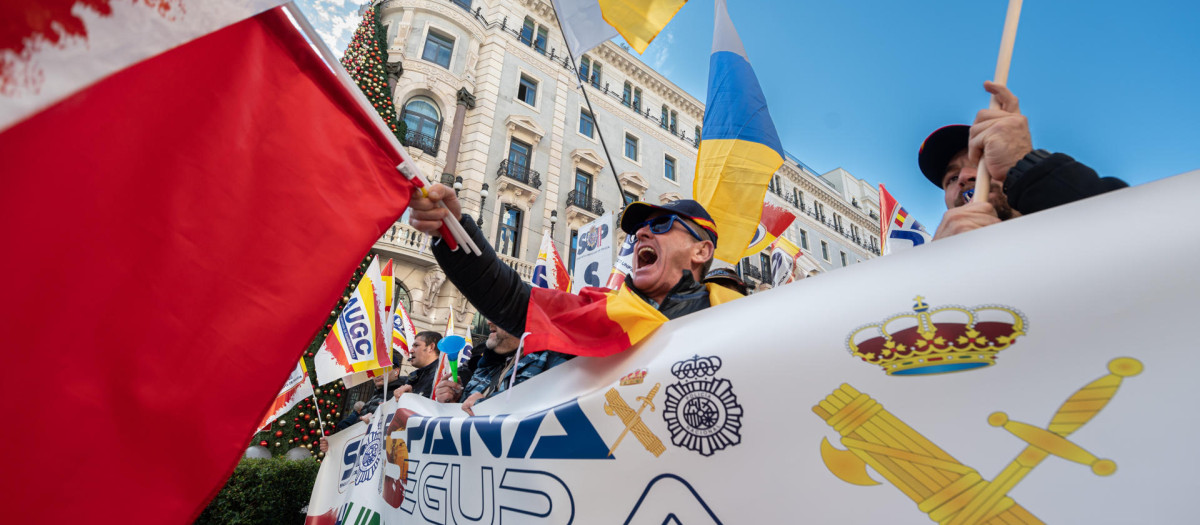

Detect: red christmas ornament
[325, 430, 331, 435]
[259, 440, 268, 447]
[275, 430, 283, 438]
[294, 423, 301, 429]
[302, 435, 310, 442]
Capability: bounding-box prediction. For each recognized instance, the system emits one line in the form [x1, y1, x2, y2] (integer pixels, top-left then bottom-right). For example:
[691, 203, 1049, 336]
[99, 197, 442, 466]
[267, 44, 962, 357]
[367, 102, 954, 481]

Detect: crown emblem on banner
[620, 369, 648, 386]
[846, 296, 1027, 376]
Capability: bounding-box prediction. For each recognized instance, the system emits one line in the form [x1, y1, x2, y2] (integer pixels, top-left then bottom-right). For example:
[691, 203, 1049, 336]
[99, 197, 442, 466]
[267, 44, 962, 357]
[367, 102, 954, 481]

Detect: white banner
[307, 172, 1200, 523]
[571, 211, 614, 292]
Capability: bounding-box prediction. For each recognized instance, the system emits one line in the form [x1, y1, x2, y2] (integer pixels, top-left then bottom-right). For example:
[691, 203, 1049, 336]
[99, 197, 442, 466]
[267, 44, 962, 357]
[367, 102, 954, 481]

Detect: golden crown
[846, 296, 1027, 376]
[620, 369, 648, 386]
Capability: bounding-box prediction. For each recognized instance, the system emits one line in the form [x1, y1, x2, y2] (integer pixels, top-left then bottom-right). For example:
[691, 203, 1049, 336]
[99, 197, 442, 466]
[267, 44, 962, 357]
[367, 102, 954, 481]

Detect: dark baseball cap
[619, 199, 718, 246]
[918, 124, 969, 187]
[702, 268, 747, 295]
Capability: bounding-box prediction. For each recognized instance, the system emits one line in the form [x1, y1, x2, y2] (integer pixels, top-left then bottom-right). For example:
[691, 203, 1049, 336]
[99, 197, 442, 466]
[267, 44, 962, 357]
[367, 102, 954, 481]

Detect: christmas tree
[250, 2, 407, 462]
[340, 2, 406, 143]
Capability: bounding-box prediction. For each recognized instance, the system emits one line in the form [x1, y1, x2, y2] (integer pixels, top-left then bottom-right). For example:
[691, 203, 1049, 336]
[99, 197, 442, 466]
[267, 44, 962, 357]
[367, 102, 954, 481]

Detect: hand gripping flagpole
[972, 0, 1023, 205]
[282, 2, 480, 255]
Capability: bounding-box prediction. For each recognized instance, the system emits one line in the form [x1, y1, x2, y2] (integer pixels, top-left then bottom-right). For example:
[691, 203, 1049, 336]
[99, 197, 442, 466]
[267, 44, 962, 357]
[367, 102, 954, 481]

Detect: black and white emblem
[663, 355, 743, 456]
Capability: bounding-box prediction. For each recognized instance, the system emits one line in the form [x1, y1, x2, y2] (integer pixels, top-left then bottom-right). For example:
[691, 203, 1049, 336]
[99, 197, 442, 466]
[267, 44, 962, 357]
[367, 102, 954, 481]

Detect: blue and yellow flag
[693, 0, 785, 264]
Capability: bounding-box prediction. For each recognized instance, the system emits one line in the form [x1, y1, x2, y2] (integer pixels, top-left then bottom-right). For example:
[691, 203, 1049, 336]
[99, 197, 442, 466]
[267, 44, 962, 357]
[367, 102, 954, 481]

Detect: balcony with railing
[566, 190, 605, 216]
[374, 221, 435, 265]
[405, 129, 440, 156]
[497, 159, 542, 189]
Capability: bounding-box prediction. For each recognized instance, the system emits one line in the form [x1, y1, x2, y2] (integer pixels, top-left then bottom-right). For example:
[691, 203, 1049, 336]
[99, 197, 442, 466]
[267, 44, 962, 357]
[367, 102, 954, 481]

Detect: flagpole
[310, 390, 328, 439]
[548, 7, 630, 214]
[971, 0, 1023, 205]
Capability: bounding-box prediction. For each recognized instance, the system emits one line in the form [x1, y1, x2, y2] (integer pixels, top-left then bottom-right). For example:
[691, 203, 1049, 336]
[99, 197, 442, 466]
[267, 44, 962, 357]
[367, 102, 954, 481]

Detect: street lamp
[480, 183, 489, 207]
[550, 210, 558, 236]
[453, 176, 464, 195]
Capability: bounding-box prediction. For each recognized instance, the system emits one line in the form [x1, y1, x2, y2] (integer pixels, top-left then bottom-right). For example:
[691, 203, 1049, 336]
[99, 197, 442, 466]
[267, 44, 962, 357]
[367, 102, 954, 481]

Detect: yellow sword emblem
[605, 382, 666, 457]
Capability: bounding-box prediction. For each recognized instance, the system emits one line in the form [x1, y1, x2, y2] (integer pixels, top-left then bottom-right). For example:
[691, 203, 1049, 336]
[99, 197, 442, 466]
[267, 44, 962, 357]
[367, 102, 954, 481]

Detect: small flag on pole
[552, 0, 687, 62]
[879, 184, 933, 254]
[744, 201, 796, 257]
[769, 237, 802, 288]
[257, 360, 315, 431]
[532, 230, 572, 291]
[313, 257, 394, 385]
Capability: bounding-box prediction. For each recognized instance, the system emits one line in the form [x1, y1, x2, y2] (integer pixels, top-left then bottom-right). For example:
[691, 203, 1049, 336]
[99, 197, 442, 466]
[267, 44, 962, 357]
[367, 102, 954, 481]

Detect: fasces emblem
[663, 356, 743, 456]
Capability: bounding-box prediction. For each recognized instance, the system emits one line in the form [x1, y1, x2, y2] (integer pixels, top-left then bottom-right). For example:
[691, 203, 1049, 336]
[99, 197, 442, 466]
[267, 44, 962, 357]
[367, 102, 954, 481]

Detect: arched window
[394, 280, 412, 315]
[402, 96, 442, 155]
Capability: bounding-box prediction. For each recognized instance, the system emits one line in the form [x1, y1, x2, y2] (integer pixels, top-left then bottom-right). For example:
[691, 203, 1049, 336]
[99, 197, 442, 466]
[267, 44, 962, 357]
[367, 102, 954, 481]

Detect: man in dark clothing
[920, 81, 1128, 239]
[435, 321, 573, 414]
[408, 189, 740, 411]
[395, 331, 441, 399]
[334, 401, 365, 432]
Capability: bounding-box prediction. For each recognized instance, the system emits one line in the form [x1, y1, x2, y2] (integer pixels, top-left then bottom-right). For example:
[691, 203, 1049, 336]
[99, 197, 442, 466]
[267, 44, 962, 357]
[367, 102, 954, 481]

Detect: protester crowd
[321, 80, 1128, 449]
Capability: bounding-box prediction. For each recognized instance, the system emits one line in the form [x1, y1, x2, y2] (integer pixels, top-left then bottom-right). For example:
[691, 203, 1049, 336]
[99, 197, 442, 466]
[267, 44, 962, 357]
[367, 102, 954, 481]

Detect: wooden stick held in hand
[972, 0, 1023, 205]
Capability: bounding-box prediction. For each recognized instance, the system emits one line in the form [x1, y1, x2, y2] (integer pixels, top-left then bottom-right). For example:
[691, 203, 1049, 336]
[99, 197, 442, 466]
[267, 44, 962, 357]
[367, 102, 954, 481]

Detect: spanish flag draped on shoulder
[0, 2, 413, 522]
[693, 0, 786, 265]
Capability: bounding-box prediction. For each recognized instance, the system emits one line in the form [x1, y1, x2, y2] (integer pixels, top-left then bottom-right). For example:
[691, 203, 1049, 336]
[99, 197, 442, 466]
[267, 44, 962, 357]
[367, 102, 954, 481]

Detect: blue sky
[299, 0, 1200, 224]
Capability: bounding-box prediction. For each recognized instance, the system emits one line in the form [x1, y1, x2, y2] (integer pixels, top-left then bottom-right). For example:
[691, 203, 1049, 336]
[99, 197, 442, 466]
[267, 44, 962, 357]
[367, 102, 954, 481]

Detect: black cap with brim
[619, 199, 718, 246]
[703, 267, 747, 295]
[918, 124, 969, 187]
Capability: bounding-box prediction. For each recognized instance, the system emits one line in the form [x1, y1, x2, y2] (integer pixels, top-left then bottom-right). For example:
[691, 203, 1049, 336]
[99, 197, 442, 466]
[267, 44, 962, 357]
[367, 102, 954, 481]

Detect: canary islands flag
[880, 184, 933, 254]
[693, 0, 785, 265]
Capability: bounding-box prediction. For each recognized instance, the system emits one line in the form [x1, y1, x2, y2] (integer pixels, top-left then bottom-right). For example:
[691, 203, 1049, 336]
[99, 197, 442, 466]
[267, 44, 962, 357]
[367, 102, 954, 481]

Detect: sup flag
[693, 0, 786, 265]
[257, 360, 315, 431]
[880, 184, 933, 254]
[606, 233, 638, 289]
[532, 230, 572, 291]
[551, 0, 686, 63]
[314, 257, 395, 385]
[769, 237, 802, 288]
[1, 2, 415, 523]
[745, 200, 797, 256]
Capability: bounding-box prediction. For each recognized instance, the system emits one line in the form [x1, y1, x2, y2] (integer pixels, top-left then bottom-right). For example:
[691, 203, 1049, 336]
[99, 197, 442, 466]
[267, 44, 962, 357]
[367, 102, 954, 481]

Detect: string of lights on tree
[252, 3, 404, 461]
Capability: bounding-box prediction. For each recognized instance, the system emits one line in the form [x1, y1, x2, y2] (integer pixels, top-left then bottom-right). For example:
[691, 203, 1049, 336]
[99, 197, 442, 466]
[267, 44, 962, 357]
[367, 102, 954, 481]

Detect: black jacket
[404, 360, 438, 398]
[432, 217, 712, 338]
[1006, 152, 1127, 215]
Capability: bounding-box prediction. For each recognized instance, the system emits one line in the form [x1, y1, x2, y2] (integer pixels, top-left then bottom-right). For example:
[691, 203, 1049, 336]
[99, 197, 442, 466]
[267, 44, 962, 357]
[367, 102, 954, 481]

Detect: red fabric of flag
[0, 8, 410, 523]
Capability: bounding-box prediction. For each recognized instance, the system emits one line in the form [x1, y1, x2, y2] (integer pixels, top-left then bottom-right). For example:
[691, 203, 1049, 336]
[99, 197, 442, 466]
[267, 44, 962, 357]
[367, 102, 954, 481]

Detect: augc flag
[880, 184, 933, 254]
[257, 360, 314, 431]
[392, 277, 417, 359]
[315, 257, 394, 385]
[693, 0, 786, 265]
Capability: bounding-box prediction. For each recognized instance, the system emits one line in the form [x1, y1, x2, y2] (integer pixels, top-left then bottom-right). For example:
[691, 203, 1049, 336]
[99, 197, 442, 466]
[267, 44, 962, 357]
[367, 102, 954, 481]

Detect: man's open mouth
[636, 246, 658, 268]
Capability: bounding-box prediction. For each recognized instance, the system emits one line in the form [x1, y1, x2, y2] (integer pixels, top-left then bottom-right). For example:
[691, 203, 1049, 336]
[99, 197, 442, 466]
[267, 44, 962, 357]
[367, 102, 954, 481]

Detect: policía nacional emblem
[846, 296, 1027, 375]
[663, 355, 743, 456]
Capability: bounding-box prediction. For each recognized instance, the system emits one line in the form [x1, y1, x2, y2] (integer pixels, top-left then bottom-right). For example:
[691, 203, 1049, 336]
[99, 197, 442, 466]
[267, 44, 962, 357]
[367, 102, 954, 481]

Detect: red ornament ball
[294, 423, 301, 429]
[274, 430, 283, 438]
[259, 440, 268, 447]
[301, 435, 310, 442]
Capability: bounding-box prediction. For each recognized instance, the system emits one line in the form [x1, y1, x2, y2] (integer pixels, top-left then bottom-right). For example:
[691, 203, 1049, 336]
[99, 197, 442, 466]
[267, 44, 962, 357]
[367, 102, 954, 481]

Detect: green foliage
[196, 457, 321, 525]
[340, 4, 406, 144]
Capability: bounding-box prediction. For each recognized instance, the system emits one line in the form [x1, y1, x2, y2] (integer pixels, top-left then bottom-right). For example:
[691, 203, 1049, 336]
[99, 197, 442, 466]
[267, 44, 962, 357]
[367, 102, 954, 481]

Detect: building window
[451, 0, 471, 11]
[660, 105, 669, 130]
[507, 138, 532, 173]
[520, 17, 535, 46]
[517, 74, 537, 106]
[497, 205, 523, 257]
[821, 240, 830, 261]
[624, 133, 639, 162]
[793, 188, 804, 208]
[840, 251, 847, 267]
[590, 62, 602, 88]
[833, 213, 844, 231]
[401, 96, 442, 155]
[578, 109, 595, 138]
[574, 170, 593, 202]
[622, 82, 632, 107]
[815, 201, 826, 222]
[569, 229, 579, 274]
[623, 191, 638, 205]
[694, 125, 702, 143]
[633, 88, 643, 113]
[664, 155, 676, 181]
[535, 26, 548, 54]
[670, 111, 678, 133]
[798, 229, 809, 250]
[760, 253, 773, 284]
[870, 235, 878, 250]
[578, 56, 591, 83]
[422, 30, 454, 69]
[768, 175, 779, 194]
[851, 224, 861, 240]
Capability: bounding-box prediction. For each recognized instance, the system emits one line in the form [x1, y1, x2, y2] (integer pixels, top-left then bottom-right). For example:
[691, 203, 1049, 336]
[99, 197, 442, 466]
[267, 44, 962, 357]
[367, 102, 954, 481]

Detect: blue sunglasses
[632, 215, 705, 242]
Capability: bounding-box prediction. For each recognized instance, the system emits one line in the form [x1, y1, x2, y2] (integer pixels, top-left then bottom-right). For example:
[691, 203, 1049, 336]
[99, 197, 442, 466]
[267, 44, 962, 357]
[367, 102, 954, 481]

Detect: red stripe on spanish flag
[524, 285, 667, 357]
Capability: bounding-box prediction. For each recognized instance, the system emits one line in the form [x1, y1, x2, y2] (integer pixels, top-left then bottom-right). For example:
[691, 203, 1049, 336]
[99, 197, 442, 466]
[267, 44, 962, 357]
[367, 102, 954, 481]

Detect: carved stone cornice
[456, 87, 476, 108]
[618, 171, 649, 196]
[593, 42, 703, 120]
[496, 178, 540, 209]
[565, 207, 598, 231]
[658, 192, 682, 204]
[505, 114, 546, 144]
[570, 148, 606, 172]
[516, 0, 557, 21]
[584, 82, 696, 155]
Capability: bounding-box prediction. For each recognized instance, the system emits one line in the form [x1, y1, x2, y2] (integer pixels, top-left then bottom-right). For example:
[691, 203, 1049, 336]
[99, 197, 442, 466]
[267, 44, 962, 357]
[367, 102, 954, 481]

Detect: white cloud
[650, 30, 675, 74]
[294, 0, 364, 58]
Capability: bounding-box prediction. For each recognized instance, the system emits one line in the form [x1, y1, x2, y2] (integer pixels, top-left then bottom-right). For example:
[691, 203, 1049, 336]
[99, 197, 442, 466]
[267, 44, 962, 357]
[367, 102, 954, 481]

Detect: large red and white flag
[1, 2, 413, 522]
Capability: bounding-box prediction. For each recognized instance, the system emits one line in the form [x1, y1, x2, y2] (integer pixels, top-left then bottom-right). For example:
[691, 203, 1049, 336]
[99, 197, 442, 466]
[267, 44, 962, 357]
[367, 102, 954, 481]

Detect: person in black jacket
[394, 331, 441, 399]
[408, 188, 728, 350]
[919, 81, 1128, 239]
